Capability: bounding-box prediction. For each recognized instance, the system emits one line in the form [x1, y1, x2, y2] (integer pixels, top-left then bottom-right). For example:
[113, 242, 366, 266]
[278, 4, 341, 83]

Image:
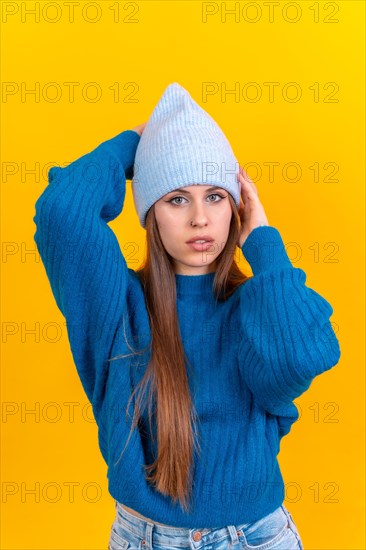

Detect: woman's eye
[169, 196, 187, 205]
[208, 193, 224, 202]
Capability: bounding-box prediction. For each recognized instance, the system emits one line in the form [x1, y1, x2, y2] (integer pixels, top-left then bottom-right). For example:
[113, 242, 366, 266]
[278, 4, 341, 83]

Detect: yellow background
[1, 0, 365, 548]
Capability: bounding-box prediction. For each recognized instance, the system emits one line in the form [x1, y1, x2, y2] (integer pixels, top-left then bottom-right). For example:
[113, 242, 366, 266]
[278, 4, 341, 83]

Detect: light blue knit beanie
[131, 82, 241, 229]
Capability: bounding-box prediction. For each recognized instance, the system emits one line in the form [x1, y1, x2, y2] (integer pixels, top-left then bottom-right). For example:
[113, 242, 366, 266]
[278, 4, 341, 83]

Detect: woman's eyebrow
[168, 186, 223, 196]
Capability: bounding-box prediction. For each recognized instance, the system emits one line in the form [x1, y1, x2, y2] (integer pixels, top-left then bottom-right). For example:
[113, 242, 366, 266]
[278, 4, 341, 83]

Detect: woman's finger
[238, 169, 259, 196]
[238, 174, 258, 203]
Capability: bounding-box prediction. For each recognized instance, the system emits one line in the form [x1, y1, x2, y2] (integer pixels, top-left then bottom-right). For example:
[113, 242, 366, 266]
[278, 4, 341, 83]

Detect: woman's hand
[237, 166, 269, 248]
[131, 122, 147, 136]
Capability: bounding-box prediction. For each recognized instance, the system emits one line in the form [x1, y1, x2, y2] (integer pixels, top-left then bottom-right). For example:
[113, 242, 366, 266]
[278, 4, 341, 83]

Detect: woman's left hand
[237, 166, 270, 248]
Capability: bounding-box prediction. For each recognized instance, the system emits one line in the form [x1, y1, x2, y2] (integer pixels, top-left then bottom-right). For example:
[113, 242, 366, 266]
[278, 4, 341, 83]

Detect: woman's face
[154, 185, 233, 275]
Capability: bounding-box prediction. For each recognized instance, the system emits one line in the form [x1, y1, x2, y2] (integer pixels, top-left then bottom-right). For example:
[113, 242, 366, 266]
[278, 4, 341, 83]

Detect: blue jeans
[108, 500, 304, 550]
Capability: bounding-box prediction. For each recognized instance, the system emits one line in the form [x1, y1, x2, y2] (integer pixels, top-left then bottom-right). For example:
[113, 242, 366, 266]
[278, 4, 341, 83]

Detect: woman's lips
[186, 241, 215, 251]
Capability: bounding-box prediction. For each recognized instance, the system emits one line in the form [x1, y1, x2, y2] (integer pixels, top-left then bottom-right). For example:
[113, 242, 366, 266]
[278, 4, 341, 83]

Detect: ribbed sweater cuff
[241, 225, 293, 276]
[99, 130, 141, 180]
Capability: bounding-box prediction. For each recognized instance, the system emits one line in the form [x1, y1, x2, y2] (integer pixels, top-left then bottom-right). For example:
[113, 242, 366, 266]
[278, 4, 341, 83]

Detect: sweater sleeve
[33, 130, 141, 418]
[238, 225, 341, 417]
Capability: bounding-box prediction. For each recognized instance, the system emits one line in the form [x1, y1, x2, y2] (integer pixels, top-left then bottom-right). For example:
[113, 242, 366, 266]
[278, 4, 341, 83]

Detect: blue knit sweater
[33, 130, 341, 528]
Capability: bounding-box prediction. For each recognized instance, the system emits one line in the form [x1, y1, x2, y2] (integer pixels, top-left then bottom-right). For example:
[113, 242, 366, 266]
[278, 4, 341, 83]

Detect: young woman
[34, 84, 340, 550]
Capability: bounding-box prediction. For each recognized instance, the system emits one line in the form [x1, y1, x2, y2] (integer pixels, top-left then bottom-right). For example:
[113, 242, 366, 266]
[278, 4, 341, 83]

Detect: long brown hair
[109, 193, 251, 512]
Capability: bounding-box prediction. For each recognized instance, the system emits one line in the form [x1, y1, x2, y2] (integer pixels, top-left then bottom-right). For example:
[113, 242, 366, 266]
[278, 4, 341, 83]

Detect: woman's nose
[190, 204, 209, 226]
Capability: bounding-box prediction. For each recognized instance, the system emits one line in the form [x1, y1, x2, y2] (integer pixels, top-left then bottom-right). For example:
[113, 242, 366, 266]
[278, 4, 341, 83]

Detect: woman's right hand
[132, 122, 147, 136]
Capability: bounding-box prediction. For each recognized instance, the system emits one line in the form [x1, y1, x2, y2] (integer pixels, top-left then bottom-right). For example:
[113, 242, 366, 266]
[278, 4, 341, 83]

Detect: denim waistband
[114, 501, 284, 549]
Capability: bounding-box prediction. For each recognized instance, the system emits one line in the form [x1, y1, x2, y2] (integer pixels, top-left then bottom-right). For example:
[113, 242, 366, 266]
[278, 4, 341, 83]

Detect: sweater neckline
[175, 271, 216, 297]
